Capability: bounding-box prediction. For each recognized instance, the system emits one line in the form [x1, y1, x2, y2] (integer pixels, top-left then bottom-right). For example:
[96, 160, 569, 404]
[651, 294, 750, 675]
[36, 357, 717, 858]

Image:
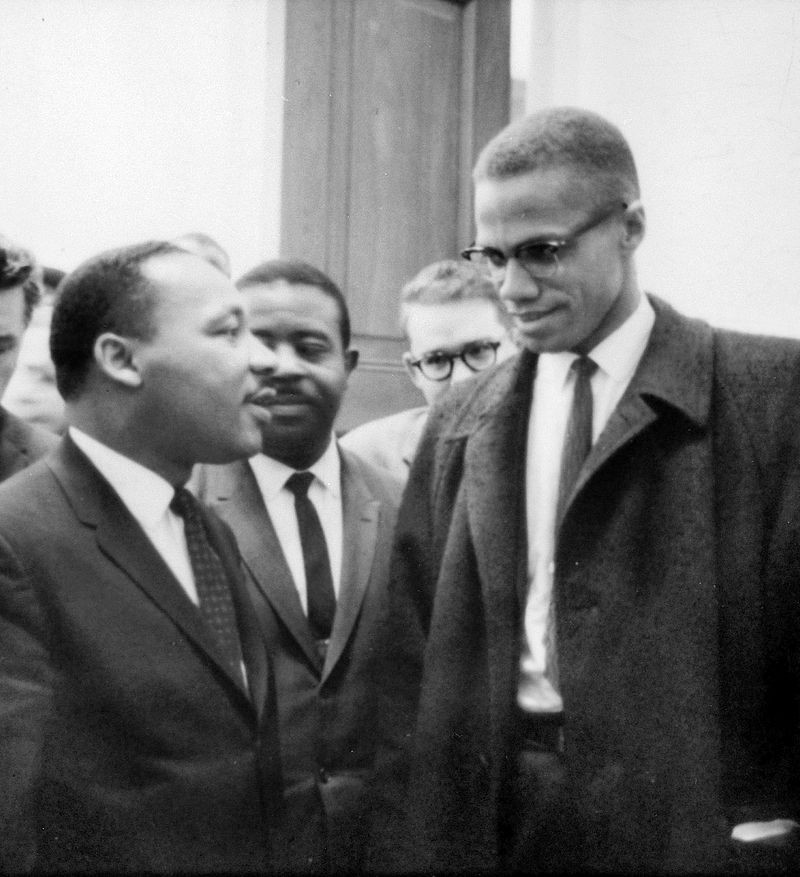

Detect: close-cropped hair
[237, 258, 351, 349]
[473, 106, 640, 205]
[50, 240, 184, 400]
[0, 233, 42, 325]
[399, 259, 512, 334]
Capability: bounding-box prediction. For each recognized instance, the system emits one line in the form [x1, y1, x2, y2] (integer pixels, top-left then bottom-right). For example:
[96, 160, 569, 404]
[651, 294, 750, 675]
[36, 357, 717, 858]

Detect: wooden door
[281, 0, 510, 430]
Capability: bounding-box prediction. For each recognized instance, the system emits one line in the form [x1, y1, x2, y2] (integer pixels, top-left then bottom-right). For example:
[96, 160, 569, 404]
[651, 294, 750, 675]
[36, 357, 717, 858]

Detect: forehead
[404, 299, 506, 353]
[141, 251, 241, 317]
[243, 281, 342, 335]
[474, 167, 599, 246]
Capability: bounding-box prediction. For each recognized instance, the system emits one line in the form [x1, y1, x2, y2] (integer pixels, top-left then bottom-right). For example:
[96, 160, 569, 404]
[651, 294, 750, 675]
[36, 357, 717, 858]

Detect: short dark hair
[474, 106, 640, 206]
[237, 259, 351, 348]
[399, 259, 512, 335]
[51, 240, 184, 400]
[0, 233, 42, 325]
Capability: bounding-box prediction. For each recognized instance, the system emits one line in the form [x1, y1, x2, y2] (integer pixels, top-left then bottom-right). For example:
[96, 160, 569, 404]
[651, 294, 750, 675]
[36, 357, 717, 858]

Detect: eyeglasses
[460, 201, 628, 282]
[409, 339, 502, 382]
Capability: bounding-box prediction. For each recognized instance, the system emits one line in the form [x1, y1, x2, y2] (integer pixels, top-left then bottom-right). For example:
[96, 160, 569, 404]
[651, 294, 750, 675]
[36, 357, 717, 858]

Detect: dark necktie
[170, 487, 244, 678]
[285, 471, 336, 641]
[556, 355, 597, 526]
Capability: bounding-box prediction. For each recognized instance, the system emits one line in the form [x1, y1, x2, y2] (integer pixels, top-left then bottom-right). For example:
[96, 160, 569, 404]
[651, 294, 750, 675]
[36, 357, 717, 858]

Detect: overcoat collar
[204, 450, 380, 684]
[438, 295, 714, 701]
[45, 436, 263, 714]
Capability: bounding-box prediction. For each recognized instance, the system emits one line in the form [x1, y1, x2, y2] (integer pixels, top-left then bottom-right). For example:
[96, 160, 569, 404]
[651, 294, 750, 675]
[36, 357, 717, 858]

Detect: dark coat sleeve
[365, 394, 465, 870]
[0, 531, 55, 872]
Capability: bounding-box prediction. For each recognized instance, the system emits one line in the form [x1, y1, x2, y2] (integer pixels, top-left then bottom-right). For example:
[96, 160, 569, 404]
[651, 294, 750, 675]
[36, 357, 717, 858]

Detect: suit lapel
[204, 461, 323, 673]
[321, 451, 379, 682]
[49, 438, 254, 704]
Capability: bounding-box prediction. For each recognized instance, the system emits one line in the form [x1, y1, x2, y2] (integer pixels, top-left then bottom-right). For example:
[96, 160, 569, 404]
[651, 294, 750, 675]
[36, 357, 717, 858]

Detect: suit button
[318, 766, 329, 784]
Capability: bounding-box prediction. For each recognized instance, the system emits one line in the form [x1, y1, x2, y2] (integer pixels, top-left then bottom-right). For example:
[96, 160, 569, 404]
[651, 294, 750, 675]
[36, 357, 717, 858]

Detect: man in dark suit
[371, 107, 800, 873]
[0, 235, 59, 476]
[195, 259, 402, 873]
[0, 240, 282, 873]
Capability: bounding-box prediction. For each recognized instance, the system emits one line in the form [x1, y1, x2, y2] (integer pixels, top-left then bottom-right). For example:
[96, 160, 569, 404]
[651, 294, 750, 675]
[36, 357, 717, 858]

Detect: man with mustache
[194, 259, 403, 873]
[371, 107, 800, 873]
[0, 240, 281, 873]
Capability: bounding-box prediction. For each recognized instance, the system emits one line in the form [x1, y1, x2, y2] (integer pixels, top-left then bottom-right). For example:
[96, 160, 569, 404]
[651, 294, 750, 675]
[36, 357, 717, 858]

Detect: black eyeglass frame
[408, 339, 502, 382]
[460, 201, 629, 281]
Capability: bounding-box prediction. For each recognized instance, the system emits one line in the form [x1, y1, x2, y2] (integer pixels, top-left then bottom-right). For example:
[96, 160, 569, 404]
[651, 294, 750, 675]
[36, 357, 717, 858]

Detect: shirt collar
[248, 434, 341, 502]
[68, 426, 176, 528]
[536, 293, 655, 388]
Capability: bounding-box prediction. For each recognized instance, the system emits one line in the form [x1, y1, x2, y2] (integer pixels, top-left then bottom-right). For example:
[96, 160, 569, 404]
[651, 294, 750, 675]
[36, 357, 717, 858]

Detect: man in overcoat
[370, 107, 800, 873]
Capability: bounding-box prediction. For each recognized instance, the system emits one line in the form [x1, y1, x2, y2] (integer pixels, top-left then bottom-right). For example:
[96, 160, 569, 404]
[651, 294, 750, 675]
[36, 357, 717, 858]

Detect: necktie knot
[170, 486, 198, 520]
[285, 470, 315, 498]
[572, 355, 597, 380]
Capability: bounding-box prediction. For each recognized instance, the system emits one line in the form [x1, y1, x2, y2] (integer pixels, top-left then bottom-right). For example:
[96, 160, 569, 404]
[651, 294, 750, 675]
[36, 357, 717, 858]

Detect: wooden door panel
[281, 0, 510, 431]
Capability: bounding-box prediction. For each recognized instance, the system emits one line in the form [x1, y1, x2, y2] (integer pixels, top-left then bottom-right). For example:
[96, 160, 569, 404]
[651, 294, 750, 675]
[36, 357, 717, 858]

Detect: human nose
[498, 258, 543, 303]
[248, 332, 277, 373]
[271, 341, 306, 377]
[450, 355, 476, 385]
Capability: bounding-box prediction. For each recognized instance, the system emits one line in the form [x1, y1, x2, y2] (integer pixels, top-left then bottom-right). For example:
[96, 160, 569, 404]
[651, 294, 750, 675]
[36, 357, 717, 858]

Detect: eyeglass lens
[417, 341, 499, 381]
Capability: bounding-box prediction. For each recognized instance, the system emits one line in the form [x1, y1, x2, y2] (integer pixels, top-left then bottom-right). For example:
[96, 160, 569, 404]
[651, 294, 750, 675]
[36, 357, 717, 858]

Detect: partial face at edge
[0, 285, 29, 400]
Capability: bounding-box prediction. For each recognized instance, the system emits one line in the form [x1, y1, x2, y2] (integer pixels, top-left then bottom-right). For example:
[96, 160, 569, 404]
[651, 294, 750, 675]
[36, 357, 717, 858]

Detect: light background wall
[1, 0, 285, 278]
[2, 0, 799, 338]
[511, 0, 800, 337]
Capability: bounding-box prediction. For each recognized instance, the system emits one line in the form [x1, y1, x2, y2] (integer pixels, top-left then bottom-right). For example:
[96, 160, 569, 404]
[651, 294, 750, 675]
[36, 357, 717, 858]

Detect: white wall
[511, 0, 800, 337]
[1, 0, 286, 277]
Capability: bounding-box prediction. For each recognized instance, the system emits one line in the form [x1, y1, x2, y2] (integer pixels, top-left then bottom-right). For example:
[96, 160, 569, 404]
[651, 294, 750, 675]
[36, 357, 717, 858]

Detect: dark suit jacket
[195, 448, 402, 873]
[371, 296, 800, 873]
[0, 406, 58, 482]
[0, 437, 281, 873]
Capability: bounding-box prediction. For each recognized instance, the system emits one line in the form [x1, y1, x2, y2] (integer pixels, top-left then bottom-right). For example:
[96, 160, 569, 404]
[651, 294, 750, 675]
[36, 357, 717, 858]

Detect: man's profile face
[0, 286, 28, 401]
[243, 280, 356, 469]
[474, 166, 642, 354]
[133, 252, 274, 468]
[402, 299, 515, 405]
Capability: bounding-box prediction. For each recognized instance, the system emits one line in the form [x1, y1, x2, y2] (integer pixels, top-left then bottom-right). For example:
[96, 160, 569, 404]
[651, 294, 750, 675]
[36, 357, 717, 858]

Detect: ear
[94, 332, 142, 388]
[621, 200, 646, 253]
[344, 348, 359, 375]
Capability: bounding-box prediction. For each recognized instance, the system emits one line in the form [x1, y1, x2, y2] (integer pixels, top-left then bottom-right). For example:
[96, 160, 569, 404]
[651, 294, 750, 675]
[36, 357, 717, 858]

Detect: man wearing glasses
[370, 107, 800, 873]
[341, 259, 515, 481]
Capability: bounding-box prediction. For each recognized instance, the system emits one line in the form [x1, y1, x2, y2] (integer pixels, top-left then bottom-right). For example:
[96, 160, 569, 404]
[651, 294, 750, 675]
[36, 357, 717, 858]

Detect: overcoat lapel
[567, 297, 713, 512]
[322, 452, 379, 682]
[205, 461, 323, 673]
[458, 352, 536, 718]
[48, 438, 253, 703]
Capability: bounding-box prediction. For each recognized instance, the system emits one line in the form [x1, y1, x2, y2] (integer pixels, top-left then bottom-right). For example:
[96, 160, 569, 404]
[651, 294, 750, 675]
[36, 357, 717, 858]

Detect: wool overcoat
[370, 296, 800, 873]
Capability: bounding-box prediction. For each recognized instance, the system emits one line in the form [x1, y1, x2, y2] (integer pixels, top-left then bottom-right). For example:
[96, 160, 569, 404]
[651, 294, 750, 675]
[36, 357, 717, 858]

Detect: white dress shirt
[69, 427, 199, 604]
[248, 436, 343, 615]
[518, 295, 656, 713]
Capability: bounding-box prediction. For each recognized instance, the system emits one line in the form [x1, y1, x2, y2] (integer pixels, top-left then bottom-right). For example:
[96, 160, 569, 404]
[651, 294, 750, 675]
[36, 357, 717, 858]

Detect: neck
[66, 403, 191, 487]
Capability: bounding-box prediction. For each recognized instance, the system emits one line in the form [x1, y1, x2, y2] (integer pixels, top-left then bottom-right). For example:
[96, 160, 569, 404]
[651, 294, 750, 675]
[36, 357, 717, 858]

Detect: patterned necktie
[170, 487, 244, 678]
[285, 471, 336, 641]
[556, 355, 597, 526]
